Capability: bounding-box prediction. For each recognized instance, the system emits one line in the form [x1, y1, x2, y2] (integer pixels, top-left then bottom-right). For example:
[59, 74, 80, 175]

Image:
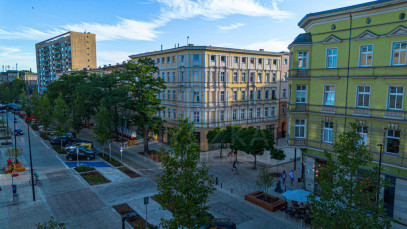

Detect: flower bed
[80, 171, 110, 185]
[118, 167, 140, 178]
[52, 145, 66, 154]
[113, 203, 157, 229]
[75, 166, 96, 173]
[98, 153, 122, 167]
[137, 150, 161, 162]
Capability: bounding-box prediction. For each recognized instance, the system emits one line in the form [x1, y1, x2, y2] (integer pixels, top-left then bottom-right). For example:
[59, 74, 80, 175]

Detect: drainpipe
[344, 14, 353, 130]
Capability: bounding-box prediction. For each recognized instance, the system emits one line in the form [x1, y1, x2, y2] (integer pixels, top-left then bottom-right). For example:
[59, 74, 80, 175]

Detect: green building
[288, 0, 407, 223]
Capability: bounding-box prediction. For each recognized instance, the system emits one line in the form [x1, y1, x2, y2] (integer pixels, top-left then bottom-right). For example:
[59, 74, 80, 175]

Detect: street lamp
[377, 144, 383, 203]
[122, 212, 138, 229]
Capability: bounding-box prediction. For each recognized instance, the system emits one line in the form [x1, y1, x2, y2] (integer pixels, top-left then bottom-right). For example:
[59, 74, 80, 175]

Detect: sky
[0, 0, 371, 72]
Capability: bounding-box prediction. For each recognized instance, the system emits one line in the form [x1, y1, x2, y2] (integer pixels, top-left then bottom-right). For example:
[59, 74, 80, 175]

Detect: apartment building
[288, 0, 407, 222]
[0, 70, 19, 85]
[19, 71, 38, 94]
[130, 45, 288, 151]
[35, 31, 96, 93]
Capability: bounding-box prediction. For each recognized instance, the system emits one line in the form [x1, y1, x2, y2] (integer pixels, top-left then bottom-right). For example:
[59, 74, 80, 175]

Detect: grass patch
[52, 144, 66, 154]
[80, 171, 110, 185]
[98, 153, 122, 167]
[118, 167, 140, 178]
[75, 166, 96, 173]
[113, 203, 157, 229]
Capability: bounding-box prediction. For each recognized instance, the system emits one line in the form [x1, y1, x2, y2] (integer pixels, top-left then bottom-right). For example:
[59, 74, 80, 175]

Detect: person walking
[281, 170, 286, 184]
[234, 161, 239, 175]
[289, 170, 294, 186]
[232, 161, 236, 174]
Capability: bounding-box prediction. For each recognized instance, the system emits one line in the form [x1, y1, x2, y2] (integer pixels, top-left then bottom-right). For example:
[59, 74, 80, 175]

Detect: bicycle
[29, 178, 42, 186]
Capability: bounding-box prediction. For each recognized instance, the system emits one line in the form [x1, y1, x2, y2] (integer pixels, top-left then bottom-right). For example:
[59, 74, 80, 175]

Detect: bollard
[215, 177, 218, 185]
[221, 183, 222, 188]
[13, 193, 19, 205]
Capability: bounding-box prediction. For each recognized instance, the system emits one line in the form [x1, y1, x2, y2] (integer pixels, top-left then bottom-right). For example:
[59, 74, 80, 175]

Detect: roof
[299, 0, 401, 28]
[129, 45, 286, 59]
[291, 33, 312, 45]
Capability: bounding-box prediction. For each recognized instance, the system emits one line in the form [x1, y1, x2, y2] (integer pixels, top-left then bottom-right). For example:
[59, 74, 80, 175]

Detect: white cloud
[245, 38, 289, 52]
[218, 23, 245, 31]
[157, 0, 292, 20]
[0, 27, 65, 41]
[0, 46, 35, 71]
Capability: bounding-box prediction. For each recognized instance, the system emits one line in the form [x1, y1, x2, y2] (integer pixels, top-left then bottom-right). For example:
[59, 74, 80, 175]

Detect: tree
[19, 90, 30, 117]
[270, 149, 286, 173]
[223, 125, 243, 161]
[53, 93, 69, 152]
[38, 95, 52, 136]
[307, 123, 391, 229]
[238, 128, 276, 169]
[256, 167, 275, 193]
[93, 101, 114, 157]
[206, 127, 226, 158]
[156, 117, 215, 228]
[36, 216, 65, 229]
[70, 93, 87, 136]
[10, 78, 26, 102]
[30, 91, 41, 121]
[121, 58, 166, 154]
[6, 147, 22, 162]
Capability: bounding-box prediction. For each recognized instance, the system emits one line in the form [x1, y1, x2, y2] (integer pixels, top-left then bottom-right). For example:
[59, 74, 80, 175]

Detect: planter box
[5, 163, 26, 174]
[245, 191, 286, 212]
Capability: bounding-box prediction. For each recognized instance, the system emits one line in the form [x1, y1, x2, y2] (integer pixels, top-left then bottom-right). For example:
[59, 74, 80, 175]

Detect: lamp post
[377, 144, 383, 203]
[122, 212, 138, 229]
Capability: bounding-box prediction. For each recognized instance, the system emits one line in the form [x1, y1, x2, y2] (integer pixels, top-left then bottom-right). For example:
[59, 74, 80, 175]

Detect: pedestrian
[281, 170, 286, 184]
[290, 170, 294, 186]
[7, 158, 12, 165]
[234, 161, 239, 175]
[232, 161, 236, 174]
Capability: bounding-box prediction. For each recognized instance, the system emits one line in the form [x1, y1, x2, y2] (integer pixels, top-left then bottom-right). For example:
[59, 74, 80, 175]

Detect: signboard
[144, 196, 149, 205]
[109, 143, 111, 149]
[120, 146, 123, 152]
[12, 173, 19, 177]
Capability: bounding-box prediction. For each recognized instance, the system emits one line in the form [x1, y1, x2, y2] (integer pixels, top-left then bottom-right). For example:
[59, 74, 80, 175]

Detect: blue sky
[0, 0, 370, 71]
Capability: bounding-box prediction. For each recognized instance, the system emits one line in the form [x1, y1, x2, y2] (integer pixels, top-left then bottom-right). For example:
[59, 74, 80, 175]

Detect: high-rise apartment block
[35, 31, 96, 93]
[130, 45, 288, 151]
[288, 0, 407, 222]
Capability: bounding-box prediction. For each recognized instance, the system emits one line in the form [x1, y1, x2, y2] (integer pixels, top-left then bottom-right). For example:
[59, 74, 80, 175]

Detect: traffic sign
[144, 196, 149, 205]
[109, 143, 111, 149]
[120, 146, 123, 152]
[12, 173, 19, 177]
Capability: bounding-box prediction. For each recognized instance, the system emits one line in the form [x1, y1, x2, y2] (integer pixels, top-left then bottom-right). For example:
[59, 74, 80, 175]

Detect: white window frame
[240, 109, 246, 120]
[359, 45, 373, 67]
[265, 89, 270, 100]
[220, 72, 225, 82]
[167, 108, 171, 119]
[323, 122, 333, 143]
[181, 91, 185, 101]
[241, 91, 246, 101]
[323, 85, 336, 106]
[257, 72, 262, 83]
[297, 51, 309, 69]
[294, 119, 306, 138]
[233, 72, 238, 82]
[172, 90, 176, 100]
[220, 91, 225, 101]
[249, 108, 253, 119]
[232, 109, 237, 120]
[257, 89, 261, 100]
[172, 72, 176, 82]
[241, 72, 246, 82]
[233, 91, 237, 101]
[193, 111, 200, 123]
[359, 126, 368, 145]
[387, 85, 404, 110]
[172, 108, 176, 119]
[326, 48, 338, 68]
[265, 73, 270, 83]
[256, 108, 261, 118]
[392, 41, 407, 66]
[264, 107, 269, 117]
[249, 90, 254, 100]
[282, 89, 287, 98]
[193, 91, 200, 102]
[272, 72, 277, 82]
[356, 85, 371, 108]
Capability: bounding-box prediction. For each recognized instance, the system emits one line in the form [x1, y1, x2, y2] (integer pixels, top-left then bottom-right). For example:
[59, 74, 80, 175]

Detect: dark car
[14, 129, 23, 136]
[200, 218, 236, 229]
[50, 132, 77, 146]
[65, 148, 96, 161]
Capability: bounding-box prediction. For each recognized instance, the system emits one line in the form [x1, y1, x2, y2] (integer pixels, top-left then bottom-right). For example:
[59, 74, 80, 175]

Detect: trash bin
[12, 184, 17, 194]
[13, 193, 19, 204]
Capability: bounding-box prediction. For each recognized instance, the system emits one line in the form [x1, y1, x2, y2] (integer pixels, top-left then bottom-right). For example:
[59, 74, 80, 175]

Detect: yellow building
[130, 45, 288, 151]
[35, 31, 97, 93]
[288, 0, 407, 222]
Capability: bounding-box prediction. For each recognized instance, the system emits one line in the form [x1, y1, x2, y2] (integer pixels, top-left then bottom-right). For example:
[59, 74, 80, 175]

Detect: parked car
[200, 218, 236, 229]
[14, 129, 23, 136]
[65, 147, 96, 161]
[65, 141, 94, 151]
[50, 133, 77, 146]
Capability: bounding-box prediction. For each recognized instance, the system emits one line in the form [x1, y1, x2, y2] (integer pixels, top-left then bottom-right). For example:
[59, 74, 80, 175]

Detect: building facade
[35, 31, 96, 93]
[288, 0, 407, 223]
[130, 45, 287, 151]
[19, 71, 38, 94]
[278, 53, 290, 139]
[0, 70, 19, 85]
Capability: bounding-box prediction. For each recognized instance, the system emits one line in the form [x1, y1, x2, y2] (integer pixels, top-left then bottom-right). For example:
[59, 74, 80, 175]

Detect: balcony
[294, 104, 307, 111]
[297, 69, 309, 77]
[294, 139, 306, 146]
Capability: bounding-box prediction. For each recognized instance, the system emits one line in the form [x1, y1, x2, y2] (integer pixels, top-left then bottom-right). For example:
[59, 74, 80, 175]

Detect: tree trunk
[102, 143, 105, 157]
[219, 141, 223, 158]
[235, 150, 237, 162]
[144, 132, 149, 154]
[254, 155, 257, 169]
[60, 139, 63, 153]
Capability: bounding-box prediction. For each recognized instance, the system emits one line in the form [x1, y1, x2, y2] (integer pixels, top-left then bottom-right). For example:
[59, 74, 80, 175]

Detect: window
[358, 126, 368, 145]
[194, 71, 200, 82]
[211, 55, 216, 62]
[162, 110, 165, 118]
[250, 73, 254, 82]
[181, 91, 185, 101]
[193, 54, 200, 61]
[356, 86, 370, 108]
[272, 73, 277, 82]
[323, 122, 334, 143]
[297, 51, 309, 69]
[271, 88, 276, 100]
[256, 108, 261, 118]
[282, 89, 287, 98]
[249, 90, 254, 100]
[388, 86, 404, 110]
[271, 107, 275, 117]
[324, 85, 335, 106]
[273, 59, 277, 66]
[386, 130, 400, 154]
[257, 89, 261, 100]
[173, 109, 176, 119]
[241, 91, 246, 101]
[257, 73, 262, 82]
[230, 72, 237, 82]
[221, 72, 225, 82]
[167, 90, 170, 100]
[250, 58, 255, 64]
[172, 56, 175, 63]
[258, 59, 263, 64]
[240, 109, 246, 119]
[167, 72, 170, 82]
[193, 112, 200, 123]
[220, 110, 225, 122]
[249, 109, 253, 119]
[242, 57, 247, 64]
[234, 57, 238, 63]
[162, 90, 165, 99]
[267, 59, 271, 65]
[172, 72, 176, 82]
[282, 105, 286, 114]
[284, 59, 288, 65]
[265, 89, 270, 99]
[161, 57, 165, 63]
[221, 56, 226, 63]
[180, 72, 184, 82]
[181, 55, 185, 62]
[167, 108, 171, 118]
[360, 45, 373, 67]
[220, 91, 225, 101]
[241, 72, 246, 82]
[392, 42, 407, 66]
[172, 90, 176, 100]
[294, 120, 306, 138]
[326, 48, 338, 68]
[265, 73, 270, 82]
[233, 91, 237, 101]
[167, 57, 170, 63]
[264, 107, 269, 117]
[232, 109, 237, 120]
[193, 92, 200, 102]
[156, 58, 160, 64]
[161, 72, 165, 80]
[296, 85, 307, 103]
